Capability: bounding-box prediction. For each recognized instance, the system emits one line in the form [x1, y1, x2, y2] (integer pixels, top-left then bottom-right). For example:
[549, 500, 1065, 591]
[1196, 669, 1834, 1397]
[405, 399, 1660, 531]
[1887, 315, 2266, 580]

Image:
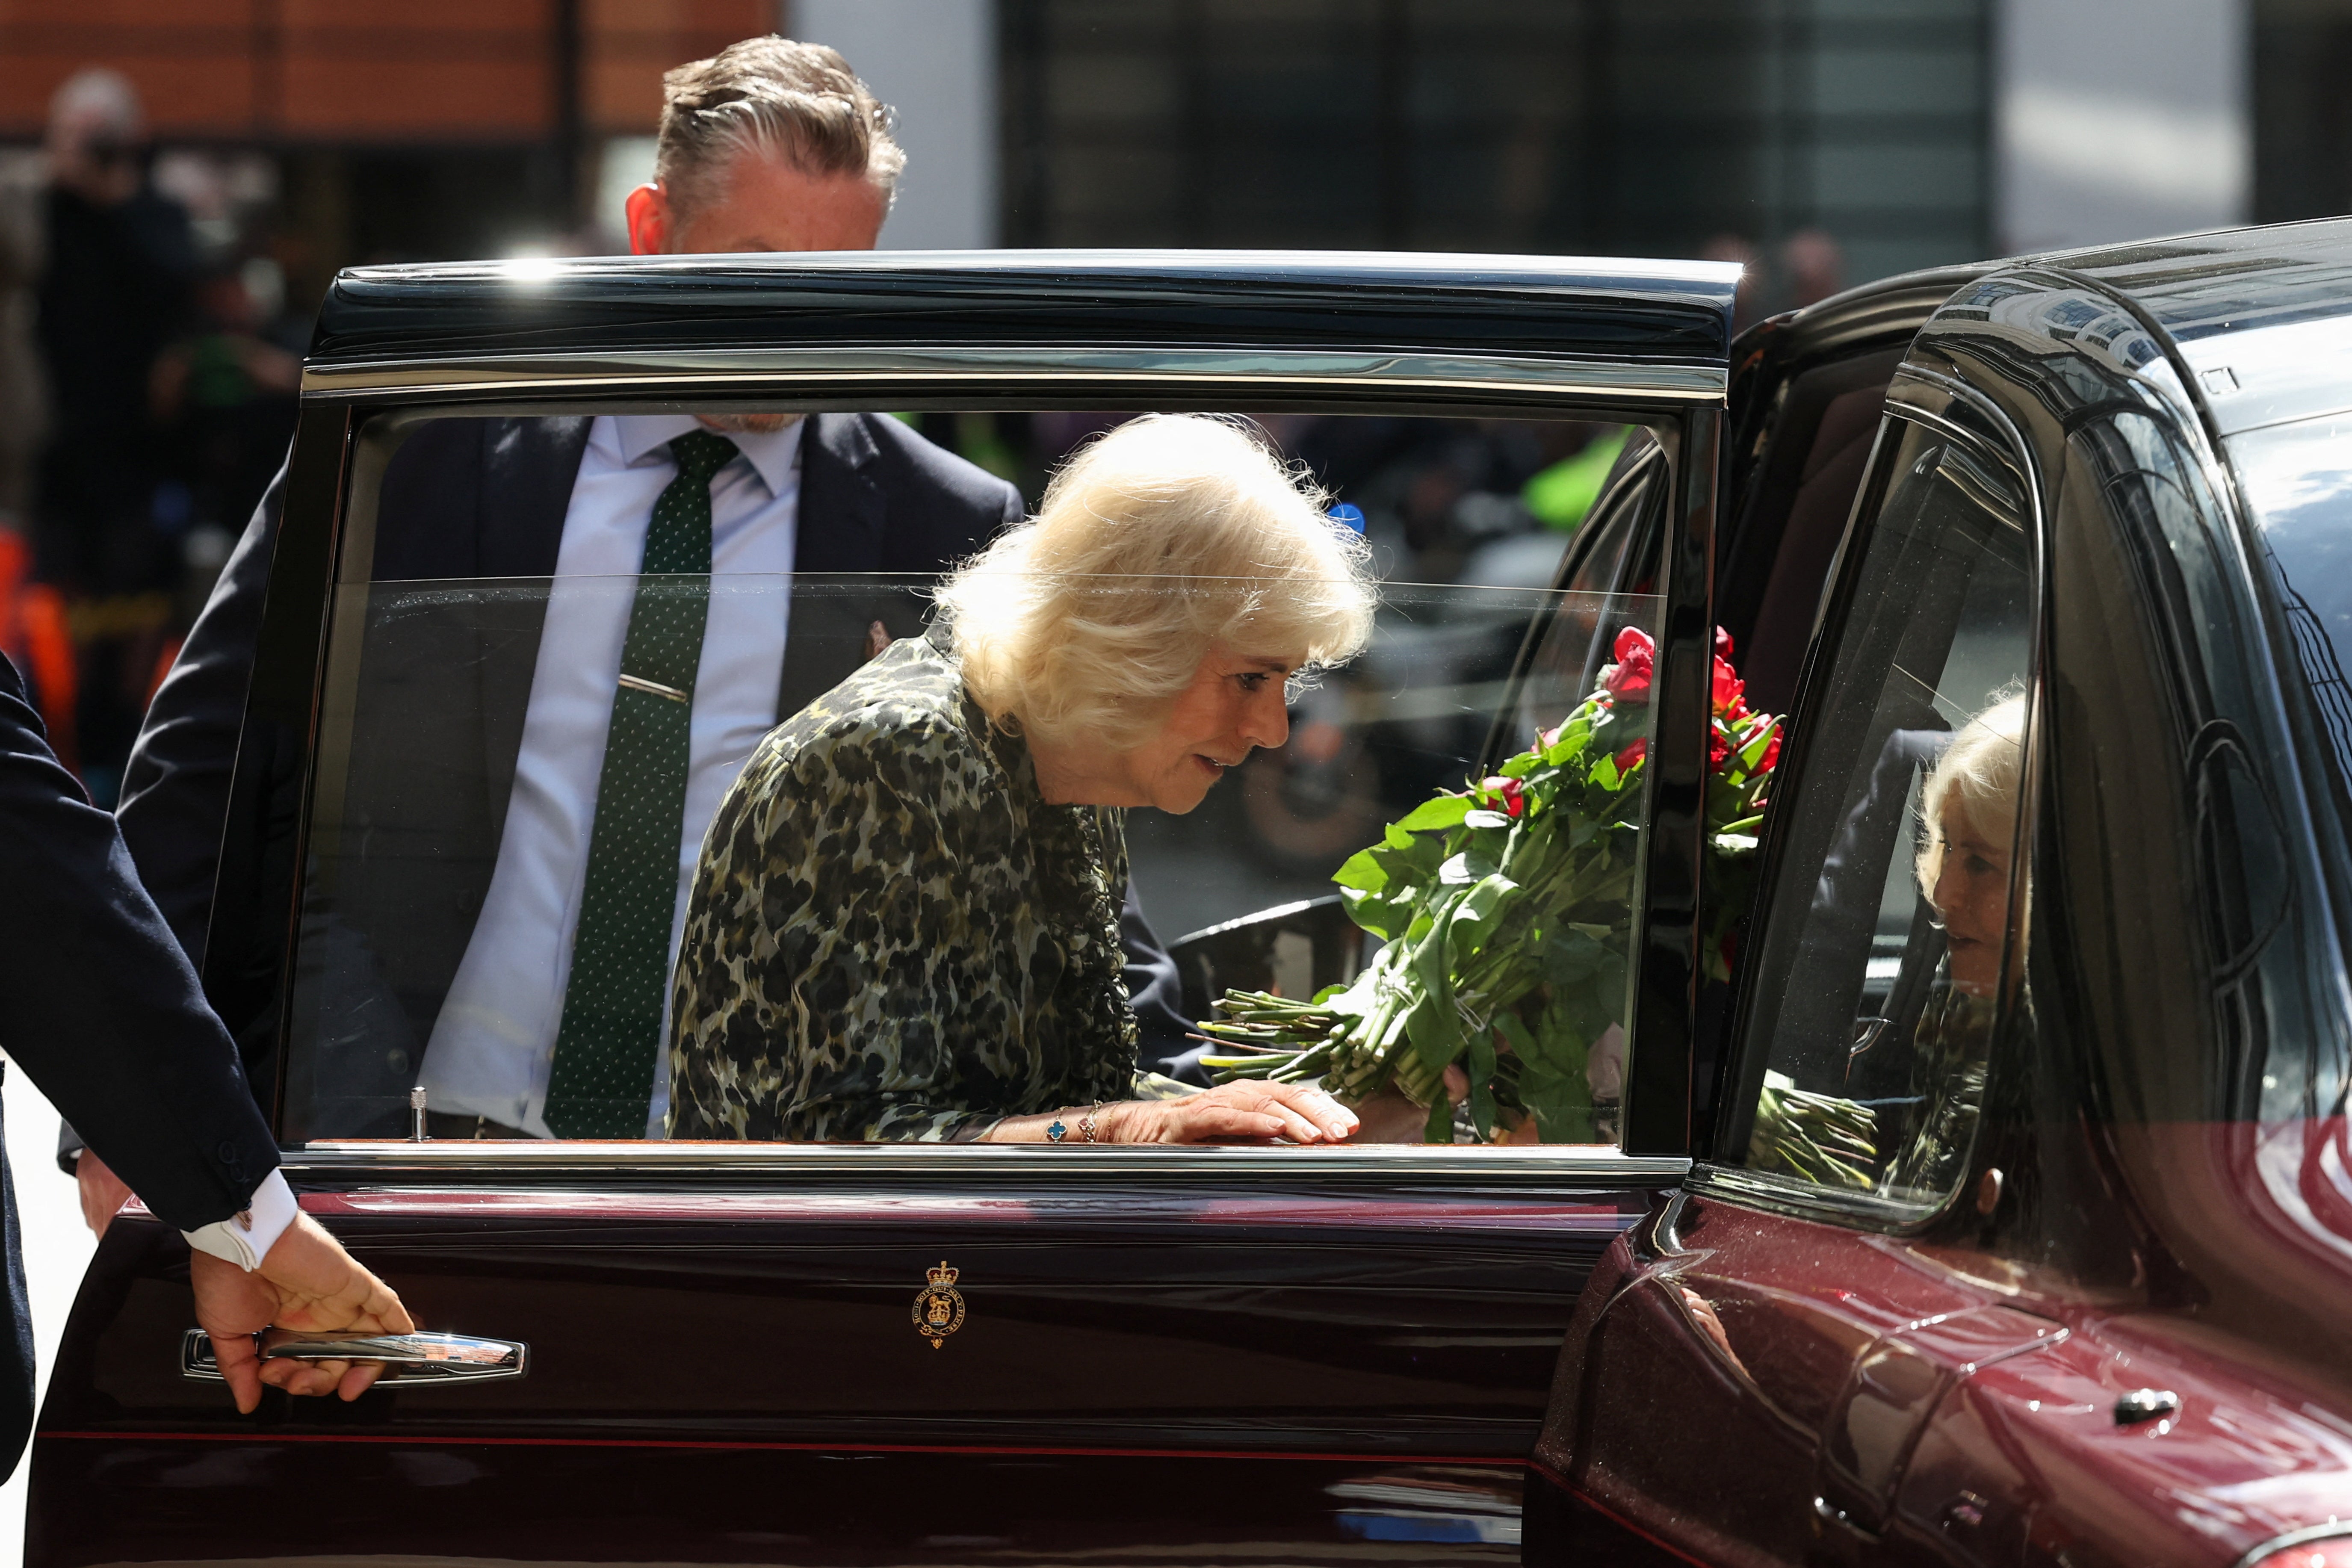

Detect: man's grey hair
[656, 36, 906, 218]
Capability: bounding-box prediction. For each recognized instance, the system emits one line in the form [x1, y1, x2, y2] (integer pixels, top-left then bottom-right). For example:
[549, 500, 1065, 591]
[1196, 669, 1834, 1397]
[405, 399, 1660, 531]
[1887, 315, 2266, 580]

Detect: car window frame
[1690, 364, 2053, 1234]
[220, 349, 1727, 1185]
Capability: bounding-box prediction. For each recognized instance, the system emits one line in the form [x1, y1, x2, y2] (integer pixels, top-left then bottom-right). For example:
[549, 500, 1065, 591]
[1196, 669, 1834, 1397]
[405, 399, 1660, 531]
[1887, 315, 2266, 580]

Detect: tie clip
[617, 673, 690, 703]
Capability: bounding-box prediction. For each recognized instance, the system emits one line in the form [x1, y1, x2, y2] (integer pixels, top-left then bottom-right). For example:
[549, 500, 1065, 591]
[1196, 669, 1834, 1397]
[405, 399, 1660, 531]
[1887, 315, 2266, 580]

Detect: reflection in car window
[1506, 434, 1665, 754]
[1730, 420, 2033, 1212]
[2221, 413, 2352, 1140]
[284, 410, 1655, 1147]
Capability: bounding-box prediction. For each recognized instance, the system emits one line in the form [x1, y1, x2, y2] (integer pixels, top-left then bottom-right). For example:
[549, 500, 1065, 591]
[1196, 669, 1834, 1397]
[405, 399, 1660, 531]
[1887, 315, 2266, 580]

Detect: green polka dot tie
[543, 430, 736, 1138]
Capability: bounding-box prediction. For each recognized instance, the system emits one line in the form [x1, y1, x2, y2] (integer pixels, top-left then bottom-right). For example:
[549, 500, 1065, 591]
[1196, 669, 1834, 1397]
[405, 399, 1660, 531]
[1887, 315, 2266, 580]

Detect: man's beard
[696, 412, 804, 436]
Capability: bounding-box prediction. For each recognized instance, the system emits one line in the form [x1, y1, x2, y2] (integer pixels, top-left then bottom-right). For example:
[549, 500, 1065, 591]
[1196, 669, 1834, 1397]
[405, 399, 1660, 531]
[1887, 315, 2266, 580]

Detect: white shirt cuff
[181, 1169, 297, 1272]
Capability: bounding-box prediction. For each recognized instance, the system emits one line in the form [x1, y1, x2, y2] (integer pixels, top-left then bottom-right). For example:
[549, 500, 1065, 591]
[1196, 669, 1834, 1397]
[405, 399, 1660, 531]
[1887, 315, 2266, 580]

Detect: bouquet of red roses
[1199, 625, 1782, 1143]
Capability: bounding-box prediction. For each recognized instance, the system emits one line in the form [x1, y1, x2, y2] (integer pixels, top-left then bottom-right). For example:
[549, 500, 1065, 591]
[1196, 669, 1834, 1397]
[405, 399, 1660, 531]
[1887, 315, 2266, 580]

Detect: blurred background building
[0, 0, 2323, 803]
[0, 0, 2308, 330]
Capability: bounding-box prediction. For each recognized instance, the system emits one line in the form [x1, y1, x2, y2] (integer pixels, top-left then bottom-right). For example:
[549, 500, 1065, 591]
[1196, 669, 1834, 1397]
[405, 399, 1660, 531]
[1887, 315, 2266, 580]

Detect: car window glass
[284, 410, 1664, 1151]
[1507, 437, 1666, 750]
[1729, 418, 2033, 1214]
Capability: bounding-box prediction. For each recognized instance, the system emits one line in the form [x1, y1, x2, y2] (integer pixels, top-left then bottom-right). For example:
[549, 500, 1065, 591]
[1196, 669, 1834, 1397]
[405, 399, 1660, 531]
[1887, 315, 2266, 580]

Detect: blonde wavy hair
[1916, 693, 2027, 894]
[934, 415, 1378, 750]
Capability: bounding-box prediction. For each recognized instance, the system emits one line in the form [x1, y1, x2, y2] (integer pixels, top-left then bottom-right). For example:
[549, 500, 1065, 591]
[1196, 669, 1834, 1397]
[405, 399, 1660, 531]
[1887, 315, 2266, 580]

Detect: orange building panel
[586, 0, 771, 133]
[278, 0, 550, 32]
[279, 56, 551, 139]
[0, 0, 254, 27]
[0, 48, 257, 137]
[0, 0, 770, 140]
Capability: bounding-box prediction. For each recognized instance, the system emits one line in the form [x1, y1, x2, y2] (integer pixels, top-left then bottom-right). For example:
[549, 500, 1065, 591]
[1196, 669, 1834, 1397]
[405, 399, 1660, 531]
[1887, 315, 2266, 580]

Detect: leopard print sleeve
[668, 709, 1002, 1142]
[666, 634, 1141, 1143]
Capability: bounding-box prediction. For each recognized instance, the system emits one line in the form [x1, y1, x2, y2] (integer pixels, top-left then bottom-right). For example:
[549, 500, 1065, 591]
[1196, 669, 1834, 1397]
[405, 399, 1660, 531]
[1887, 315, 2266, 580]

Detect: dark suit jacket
[0, 650, 280, 1479]
[96, 412, 1197, 1144]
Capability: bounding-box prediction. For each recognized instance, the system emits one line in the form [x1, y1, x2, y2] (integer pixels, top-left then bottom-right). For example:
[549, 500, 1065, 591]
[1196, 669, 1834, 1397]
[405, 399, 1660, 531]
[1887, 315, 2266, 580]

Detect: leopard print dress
[666, 629, 1146, 1142]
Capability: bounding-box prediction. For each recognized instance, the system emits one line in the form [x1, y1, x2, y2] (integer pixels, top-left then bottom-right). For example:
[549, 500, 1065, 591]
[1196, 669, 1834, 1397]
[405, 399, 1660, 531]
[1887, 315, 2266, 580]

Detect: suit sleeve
[58, 463, 284, 1169]
[1120, 883, 1212, 1085]
[0, 653, 277, 1231]
[115, 459, 285, 963]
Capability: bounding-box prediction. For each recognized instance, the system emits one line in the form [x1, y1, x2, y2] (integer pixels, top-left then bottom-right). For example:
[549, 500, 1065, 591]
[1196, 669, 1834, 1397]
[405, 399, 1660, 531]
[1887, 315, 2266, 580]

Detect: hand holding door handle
[189, 1210, 414, 1412]
[183, 1329, 528, 1387]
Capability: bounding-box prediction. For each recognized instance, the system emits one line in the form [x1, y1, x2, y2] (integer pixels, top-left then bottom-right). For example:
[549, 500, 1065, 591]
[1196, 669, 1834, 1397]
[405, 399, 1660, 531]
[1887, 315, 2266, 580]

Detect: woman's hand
[1106, 1082, 1358, 1144]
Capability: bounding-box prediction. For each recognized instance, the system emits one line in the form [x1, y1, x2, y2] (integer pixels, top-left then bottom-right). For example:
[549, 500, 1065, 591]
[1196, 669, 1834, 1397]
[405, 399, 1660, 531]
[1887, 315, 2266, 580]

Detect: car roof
[1770, 219, 2352, 440]
[305, 249, 1740, 379]
[2032, 217, 2352, 343]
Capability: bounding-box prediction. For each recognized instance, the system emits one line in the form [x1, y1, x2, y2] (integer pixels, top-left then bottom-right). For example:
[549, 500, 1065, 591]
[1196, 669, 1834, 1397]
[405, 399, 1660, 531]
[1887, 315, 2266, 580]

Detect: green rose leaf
[1395, 794, 1475, 832]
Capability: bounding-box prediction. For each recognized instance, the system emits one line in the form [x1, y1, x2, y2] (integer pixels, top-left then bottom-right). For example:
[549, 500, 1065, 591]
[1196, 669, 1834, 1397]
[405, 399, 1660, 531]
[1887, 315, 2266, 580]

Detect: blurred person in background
[0, 140, 73, 754]
[1781, 227, 1847, 310]
[34, 68, 197, 805]
[0, 146, 43, 526]
[150, 261, 299, 582]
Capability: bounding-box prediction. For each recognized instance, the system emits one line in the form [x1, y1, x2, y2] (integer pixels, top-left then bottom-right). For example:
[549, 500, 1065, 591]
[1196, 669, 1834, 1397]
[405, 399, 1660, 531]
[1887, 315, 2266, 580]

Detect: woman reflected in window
[1879, 694, 2026, 1198]
[666, 415, 1378, 1144]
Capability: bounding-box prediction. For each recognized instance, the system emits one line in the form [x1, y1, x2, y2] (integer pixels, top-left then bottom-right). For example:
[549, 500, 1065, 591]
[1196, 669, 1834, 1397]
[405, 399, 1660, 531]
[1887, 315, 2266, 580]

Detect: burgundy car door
[1531, 385, 2056, 1563]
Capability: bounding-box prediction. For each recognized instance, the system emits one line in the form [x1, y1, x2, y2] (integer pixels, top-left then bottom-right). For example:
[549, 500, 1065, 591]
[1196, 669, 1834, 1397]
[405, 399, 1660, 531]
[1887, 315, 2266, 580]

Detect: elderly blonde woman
[667, 415, 1378, 1144]
[1880, 693, 2026, 1197]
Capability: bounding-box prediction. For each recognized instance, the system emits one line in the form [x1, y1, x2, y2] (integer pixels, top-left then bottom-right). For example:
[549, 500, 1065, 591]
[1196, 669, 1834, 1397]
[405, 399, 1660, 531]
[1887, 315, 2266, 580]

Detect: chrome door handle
[181, 1328, 529, 1386]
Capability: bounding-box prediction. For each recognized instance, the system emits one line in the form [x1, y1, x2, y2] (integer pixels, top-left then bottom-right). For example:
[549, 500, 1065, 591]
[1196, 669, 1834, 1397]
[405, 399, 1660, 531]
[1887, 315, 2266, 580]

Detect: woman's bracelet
[1044, 1102, 1111, 1143]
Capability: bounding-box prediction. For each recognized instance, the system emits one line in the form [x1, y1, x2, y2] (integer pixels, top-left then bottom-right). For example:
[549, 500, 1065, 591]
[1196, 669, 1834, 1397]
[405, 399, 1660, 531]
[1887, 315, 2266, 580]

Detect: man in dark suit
[0, 649, 413, 1478]
[71, 37, 1194, 1203]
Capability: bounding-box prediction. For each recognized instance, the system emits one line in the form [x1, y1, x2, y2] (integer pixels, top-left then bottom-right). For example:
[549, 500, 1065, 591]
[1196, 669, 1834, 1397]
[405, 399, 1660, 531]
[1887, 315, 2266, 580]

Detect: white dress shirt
[183, 1167, 298, 1270]
[417, 415, 804, 1138]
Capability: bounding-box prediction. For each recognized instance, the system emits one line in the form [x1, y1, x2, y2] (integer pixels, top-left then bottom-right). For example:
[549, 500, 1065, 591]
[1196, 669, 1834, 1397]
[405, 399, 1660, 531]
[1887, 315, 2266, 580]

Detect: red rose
[1604, 627, 1655, 704]
[1760, 728, 1781, 772]
[1715, 626, 1734, 661]
[1712, 655, 1747, 721]
[1710, 730, 1729, 771]
[1613, 738, 1647, 773]
[1481, 775, 1527, 817]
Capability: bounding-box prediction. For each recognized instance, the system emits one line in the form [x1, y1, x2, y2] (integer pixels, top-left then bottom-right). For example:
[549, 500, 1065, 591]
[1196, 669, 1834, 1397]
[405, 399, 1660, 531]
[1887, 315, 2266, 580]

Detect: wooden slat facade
[0, 0, 771, 141]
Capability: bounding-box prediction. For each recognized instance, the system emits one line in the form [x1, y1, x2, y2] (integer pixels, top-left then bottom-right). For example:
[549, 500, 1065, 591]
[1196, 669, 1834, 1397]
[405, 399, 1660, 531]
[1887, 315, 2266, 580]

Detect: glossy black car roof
[306, 249, 1740, 372]
[2037, 216, 2352, 341]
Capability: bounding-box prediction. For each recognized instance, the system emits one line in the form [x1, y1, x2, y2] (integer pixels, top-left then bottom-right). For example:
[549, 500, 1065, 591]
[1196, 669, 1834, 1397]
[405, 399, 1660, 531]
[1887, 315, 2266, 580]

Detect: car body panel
[1533, 219, 2352, 1566]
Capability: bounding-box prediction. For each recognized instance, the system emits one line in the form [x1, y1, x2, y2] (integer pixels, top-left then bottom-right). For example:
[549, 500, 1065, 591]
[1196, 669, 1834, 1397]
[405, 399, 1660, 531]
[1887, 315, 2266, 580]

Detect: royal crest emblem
[913, 1261, 966, 1349]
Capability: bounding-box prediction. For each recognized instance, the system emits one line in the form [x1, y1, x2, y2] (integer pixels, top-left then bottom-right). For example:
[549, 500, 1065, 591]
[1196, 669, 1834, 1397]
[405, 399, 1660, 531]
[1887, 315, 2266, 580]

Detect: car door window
[1501, 432, 1666, 753]
[1723, 417, 2035, 1214]
[283, 408, 1667, 1149]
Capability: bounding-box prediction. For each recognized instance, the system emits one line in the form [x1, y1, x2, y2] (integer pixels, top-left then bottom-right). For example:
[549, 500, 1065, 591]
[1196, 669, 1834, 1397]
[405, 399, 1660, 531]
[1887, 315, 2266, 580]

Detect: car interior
[284, 407, 1675, 1149]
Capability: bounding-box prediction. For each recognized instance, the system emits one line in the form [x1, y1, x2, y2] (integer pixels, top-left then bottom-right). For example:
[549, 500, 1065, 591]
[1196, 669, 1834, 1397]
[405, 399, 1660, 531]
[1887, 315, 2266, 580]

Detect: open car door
[31, 253, 1735, 1567]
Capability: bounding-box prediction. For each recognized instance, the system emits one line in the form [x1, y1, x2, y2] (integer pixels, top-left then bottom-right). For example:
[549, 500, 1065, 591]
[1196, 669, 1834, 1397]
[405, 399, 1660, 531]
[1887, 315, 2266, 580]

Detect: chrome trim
[289, 1140, 1693, 1184]
[300, 345, 1726, 405]
[2230, 1521, 2352, 1568]
[340, 245, 1744, 287]
[1686, 1162, 1945, 1231]
[182, 1328, 528, 1386]
[2112, 1387, 2180, 1425]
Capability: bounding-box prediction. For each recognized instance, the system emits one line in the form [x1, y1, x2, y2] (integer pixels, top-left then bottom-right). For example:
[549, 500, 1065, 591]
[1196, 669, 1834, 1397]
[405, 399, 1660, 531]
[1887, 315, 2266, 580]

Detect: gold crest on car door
[913, 1261, 965, 1349]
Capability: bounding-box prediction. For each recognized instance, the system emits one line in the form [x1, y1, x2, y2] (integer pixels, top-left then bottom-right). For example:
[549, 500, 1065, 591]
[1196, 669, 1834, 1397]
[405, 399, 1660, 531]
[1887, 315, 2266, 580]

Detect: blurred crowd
[0, 62, 1853, 813]
[0, 70, 301, 804]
